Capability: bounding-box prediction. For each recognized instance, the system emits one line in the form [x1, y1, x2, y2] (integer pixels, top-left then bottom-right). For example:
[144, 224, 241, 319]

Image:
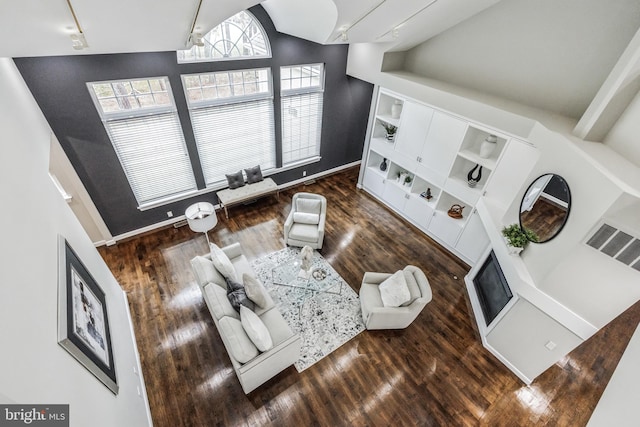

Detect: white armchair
[359, 266, 432, 330]
[284, 192, 327, 249]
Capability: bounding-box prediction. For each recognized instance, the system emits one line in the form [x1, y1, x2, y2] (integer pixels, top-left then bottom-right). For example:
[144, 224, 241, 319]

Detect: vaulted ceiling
[1, 0, 639, 141]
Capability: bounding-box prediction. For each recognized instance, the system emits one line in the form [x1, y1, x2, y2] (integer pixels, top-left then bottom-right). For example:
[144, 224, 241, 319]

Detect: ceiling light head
[70, 33, 88, 50]
[191, 32, 204, 47]
[392, 27, 400, 39]
[340, 30, 348, 42]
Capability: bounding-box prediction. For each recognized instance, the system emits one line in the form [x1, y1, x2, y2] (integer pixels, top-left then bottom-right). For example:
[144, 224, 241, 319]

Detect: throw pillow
[240, 305, 273, 352]
[209, 243, 238, 281]
[218, 317, 258, 363]
[191, 256, 223, 287]
[244, 165, 263, 184]
[401, 269, 421, 307]
[226, 277, 255, 312]
[293, 212, 320, 225]
[243, 273, 269, 308]
[379, 270, 411, 307]
[296, 198, 322, 214]
[225, 170, 245, 189]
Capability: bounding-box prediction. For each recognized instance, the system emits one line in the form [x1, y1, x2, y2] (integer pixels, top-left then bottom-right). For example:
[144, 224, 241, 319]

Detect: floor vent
[587, 223, 640, 272]
[173, 219, 188, 228]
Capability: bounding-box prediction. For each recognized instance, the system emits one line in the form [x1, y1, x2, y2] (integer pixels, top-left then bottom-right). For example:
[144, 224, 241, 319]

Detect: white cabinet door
[404, 196, 434, 230]
[394, 101, 434, 167]
[416, 112, 467, 186]
[455, 208, 490, 264]
[484, 139, 539, 210]
[363, 171, 386, 198]
[428, 211, 464, 247]
[382, 181, 410, 211]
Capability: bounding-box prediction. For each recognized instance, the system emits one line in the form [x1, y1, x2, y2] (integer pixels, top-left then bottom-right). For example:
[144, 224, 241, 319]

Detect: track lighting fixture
[341, 30, 348, 42]
[66, 0, 88, 50]
[70, 33, 88, 50]
[191, 32, 205, 47]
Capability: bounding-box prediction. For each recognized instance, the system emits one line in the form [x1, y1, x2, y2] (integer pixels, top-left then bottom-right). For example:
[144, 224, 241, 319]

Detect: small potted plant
[501, 224, 539, 255]
[382, 123, 397, 141]
[403, 175, 412, 187]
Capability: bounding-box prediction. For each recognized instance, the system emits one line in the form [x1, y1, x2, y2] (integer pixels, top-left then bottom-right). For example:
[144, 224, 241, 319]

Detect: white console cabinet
[361, 88, 521, 265]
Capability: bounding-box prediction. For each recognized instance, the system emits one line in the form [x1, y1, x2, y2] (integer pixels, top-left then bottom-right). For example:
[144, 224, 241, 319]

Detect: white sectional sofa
[191, 242, 301, 393]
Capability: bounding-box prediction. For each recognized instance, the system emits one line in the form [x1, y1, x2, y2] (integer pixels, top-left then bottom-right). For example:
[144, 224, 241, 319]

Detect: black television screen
[473, 251, 512, 326]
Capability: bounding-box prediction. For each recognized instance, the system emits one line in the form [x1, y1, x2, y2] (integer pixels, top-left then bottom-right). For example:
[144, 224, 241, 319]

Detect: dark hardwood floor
[99, 167, 640, 426]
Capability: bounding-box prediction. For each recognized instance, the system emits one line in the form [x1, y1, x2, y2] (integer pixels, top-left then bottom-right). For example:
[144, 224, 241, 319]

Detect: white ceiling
[0, 0, 500, 58]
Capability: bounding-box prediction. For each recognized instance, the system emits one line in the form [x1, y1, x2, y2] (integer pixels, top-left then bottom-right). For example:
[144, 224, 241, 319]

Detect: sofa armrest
[222, 242, 243, 260]
[362, 272, 392, 285]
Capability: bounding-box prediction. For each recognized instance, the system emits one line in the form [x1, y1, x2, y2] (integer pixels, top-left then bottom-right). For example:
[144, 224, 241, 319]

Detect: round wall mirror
[519, 174, 571, 243]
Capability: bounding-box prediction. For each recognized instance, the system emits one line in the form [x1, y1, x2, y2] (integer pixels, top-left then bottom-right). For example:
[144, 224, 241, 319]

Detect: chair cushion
[225, 170, 245, 189]
[242, 273, 270, 309]
[244, 165, 263, 184]
[288, 223, 320, 243]
[401, 269, 421, 307]
[218, 317, 258, 364]
[296, 198, 322, 214]
[226, 277, 255, 312]
[210, 243, 238, 281]
[293, 212, 320, 225]
[204, 283, 239, 320]
[240, 306, 273, 352]
[379, 270, 411, 307]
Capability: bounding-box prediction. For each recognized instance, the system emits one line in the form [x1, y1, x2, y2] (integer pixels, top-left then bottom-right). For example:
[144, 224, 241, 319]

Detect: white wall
[401, 0, 640, 119]
[0, 58, 151, 426]
[605, 90, 640, 167]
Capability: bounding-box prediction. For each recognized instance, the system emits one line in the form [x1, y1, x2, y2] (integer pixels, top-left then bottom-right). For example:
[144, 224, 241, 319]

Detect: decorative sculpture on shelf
[380, 158, 388, 171]
[420, 188, 433, 200]
[447, 204, 465, 219]
[467, 164, 483, 188]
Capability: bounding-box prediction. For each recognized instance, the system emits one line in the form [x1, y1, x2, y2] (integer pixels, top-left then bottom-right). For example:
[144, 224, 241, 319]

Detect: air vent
[587, 223, 640, 272]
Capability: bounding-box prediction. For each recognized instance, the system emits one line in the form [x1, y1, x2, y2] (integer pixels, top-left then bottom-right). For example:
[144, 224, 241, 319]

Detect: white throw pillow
[379, 270, 411, 307]
[243, 274, 269, 308]
[296, 198, 322, 214]
[240, 305, 273, 352]
[293, 212, 320, 225]
[209, 243, 238, 281]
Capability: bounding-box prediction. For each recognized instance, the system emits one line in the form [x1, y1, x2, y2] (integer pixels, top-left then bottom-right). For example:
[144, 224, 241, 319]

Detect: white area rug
[251, 247, 365, 372]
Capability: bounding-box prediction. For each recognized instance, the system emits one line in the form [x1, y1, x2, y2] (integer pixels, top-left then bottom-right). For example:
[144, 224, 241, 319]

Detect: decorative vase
[391, 100, 403, 119]
[379, 158, 388, 172]
[479, 134, 498, 159]
[467, 164, 483, 187]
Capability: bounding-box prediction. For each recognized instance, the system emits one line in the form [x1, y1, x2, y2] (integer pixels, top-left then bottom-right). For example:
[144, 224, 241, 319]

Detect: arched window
[177, 11, 271, 63]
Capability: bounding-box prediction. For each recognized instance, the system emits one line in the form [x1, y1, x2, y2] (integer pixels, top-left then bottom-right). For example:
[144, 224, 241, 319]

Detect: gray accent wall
[14, 5, 373, 235]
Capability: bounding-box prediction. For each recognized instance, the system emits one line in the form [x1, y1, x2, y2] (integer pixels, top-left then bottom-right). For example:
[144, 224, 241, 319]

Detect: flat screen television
[473, 251, 512, 326]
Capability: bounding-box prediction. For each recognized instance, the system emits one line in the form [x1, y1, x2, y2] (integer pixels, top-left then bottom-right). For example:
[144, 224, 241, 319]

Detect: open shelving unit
[361, 87, 510, 265]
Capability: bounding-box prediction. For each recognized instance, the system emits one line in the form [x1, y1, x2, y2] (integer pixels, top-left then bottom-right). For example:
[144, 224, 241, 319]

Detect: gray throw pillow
[244, 165, 263, 184]
[225, 170, 245, 189]
[226, 277, 255, 312]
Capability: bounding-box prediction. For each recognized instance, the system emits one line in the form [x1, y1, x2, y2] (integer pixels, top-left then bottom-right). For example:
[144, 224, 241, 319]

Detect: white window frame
[181, 68, 276, 187]
[87, 77, 198, 209]
[280, 63, 325, 166]
[177, 10, 271, 63]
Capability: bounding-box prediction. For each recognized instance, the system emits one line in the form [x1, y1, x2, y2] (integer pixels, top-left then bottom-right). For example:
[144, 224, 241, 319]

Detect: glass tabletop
[271, 257, 342, 295]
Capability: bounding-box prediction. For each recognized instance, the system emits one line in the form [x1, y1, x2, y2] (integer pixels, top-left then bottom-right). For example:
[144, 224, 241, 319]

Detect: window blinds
[281, 92, 323, 165]
[106, 113, 197, 206]
[190, 99, 276, 186]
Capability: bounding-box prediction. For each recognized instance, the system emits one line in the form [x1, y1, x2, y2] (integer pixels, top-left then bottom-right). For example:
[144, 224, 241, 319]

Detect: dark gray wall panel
[14, 5, 373, 235]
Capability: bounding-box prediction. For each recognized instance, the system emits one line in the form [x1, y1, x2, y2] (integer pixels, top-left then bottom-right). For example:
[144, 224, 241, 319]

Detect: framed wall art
[58, 235, 118, 394]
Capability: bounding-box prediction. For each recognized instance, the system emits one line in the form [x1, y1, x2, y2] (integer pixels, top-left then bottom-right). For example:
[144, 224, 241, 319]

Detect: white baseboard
[96, 161, 361, 246]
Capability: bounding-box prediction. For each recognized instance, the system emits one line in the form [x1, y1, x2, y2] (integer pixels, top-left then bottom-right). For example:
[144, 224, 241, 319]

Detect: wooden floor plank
[99, 167, 639, 426]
